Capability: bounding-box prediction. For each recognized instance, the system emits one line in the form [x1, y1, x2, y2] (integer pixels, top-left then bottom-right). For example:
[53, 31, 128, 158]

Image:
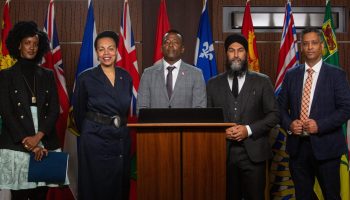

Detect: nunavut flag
[241, 0, 260, 72]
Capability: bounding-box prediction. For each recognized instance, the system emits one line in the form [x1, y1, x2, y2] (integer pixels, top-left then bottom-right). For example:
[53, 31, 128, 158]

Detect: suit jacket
[0, 61, 60, 152]
[207, 71, 279, 162]
[278, 63, 350, 160]
[137, 61, 206, 112]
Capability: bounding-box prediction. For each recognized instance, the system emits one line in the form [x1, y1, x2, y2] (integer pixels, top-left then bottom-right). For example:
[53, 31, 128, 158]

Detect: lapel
[171, 62, 186, 102]
[155, 63, 169, 100]
[12, 64, 33, 119]
[295, 65, 306, 116]
[238, 71, 254, 114]
[310, 63, 326, 115]
[94, 65, 119, 100]
[35, 67, 45, 112]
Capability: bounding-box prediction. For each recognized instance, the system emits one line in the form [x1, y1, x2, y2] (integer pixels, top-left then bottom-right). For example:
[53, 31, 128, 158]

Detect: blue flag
[194, 0, 217, 83]
[76, 0, 98, 79]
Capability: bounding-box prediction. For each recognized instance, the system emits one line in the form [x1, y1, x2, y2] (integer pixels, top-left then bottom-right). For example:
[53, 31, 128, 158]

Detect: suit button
[45, 103, 49, 106]
[234, 108, 237, 111]
[14, 90, 18, 93]
[46, 90, 49, 93]
[44, 116, 47, 119]
[17, 102, 21, 106]
[119, 155, 123, 158]
[20, 115, 24, 119]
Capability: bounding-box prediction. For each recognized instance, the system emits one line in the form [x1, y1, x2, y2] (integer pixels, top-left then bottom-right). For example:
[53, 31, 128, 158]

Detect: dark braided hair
[6, 21, 50, 63]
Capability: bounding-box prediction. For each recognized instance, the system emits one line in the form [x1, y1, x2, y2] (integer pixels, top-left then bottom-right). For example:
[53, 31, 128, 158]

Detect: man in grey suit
[137, 29, 206, 112]
[207, 34, 279, 200]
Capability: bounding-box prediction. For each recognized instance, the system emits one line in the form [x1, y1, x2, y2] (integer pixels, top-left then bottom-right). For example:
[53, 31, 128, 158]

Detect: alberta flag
[194, 0, 217, 82]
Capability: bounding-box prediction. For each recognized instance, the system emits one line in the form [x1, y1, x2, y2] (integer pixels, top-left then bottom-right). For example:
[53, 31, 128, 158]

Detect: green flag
[320, 2, 349, 200]
[322, 0, 339, 66]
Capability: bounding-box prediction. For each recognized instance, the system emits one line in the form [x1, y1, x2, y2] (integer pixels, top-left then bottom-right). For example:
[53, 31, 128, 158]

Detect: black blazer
[278, 63, 350, 160]
[207, 71, 280, 162]
[0, 61, 60, 152]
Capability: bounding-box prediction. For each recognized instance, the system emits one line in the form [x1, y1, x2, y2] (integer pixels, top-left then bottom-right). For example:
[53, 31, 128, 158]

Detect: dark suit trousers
[289, 137, 341, 200]
[227, 142, 266, 200]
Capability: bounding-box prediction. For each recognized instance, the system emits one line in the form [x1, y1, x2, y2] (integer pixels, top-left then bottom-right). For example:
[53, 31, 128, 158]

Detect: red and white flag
[42, 1, 74, 199]
[116, 1, 140, 199]
[153, 0, 170, 64]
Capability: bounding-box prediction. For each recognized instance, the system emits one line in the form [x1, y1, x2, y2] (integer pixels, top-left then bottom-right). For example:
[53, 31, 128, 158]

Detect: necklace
[22, 75, 36, 104]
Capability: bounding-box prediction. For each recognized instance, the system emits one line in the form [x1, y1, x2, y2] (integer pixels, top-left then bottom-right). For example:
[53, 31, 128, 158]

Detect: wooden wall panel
[214, 0, 350, 83]
[0, 0, 349, 93]
[0, 0, 142, 95]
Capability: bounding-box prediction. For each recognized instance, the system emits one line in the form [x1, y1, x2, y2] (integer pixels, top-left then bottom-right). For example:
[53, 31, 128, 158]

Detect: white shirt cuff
[246, 125, 252, 137]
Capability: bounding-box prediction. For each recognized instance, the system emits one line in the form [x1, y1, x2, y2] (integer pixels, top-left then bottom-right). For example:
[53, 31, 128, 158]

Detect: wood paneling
[0, 0, 349, 93]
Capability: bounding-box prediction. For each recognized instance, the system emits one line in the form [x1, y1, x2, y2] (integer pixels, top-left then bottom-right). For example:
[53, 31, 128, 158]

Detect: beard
[226, 57, 248, 77]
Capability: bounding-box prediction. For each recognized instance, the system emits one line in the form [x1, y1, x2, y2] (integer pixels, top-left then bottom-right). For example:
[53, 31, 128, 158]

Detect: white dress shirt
[163, 59, 181, 90]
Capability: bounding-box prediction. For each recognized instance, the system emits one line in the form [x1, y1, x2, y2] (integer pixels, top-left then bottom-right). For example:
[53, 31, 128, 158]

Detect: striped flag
[241, 0, 260, 72]
[42, 1, 74, 199]
[194, 0, 217, 82]
[153, 0, 170, 64]
[116, 1, 140, 199]
[270, 1, 299, 199]
[274, 1, 299, 95]
[63, 0, 98, 198]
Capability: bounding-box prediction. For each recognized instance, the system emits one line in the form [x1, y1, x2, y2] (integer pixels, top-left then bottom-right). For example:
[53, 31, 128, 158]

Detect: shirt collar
[305, 59, 322, 73]
[163, 59, 182, 70]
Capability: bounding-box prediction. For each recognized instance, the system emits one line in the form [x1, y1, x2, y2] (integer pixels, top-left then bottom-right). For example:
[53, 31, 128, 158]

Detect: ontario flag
[153, 0, 170, 64]
[270, 1, 299, 199]
[0, 0, 15, 70]
[241, 0, 260, 72]
[116, 1, 140, 199]
[42, 1, 74, 200]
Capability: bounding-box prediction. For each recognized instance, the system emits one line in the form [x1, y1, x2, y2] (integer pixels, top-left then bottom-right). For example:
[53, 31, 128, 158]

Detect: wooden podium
[128, 123, 234, 200]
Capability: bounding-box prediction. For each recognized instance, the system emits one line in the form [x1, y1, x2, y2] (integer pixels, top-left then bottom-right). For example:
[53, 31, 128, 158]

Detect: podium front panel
[137, 129, 181, 200]
[182, 128, 226, 200]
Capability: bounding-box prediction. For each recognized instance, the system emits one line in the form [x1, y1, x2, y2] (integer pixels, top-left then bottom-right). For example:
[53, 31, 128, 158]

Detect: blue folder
[28, 151, 68, 183]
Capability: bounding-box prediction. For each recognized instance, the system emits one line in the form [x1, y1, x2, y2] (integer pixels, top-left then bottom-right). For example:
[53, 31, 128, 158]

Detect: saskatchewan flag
[315, 1, 349, 200]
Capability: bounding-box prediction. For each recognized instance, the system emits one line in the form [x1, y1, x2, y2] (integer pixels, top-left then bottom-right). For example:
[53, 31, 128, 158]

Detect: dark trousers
[11, 187, 48, 200]
[289, 138, 341, 200]
[226, 143, 266, 200]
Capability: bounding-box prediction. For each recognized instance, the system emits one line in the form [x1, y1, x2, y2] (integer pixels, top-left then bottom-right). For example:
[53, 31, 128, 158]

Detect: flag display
[0, 0, 15, 70]
[42, 1, 74, 199]
[194, 0, 217, 82]
[64, 1, 98, 198]
[153, 0, 170, 64]
[321, 1, 349, 200]
[270, 1, 299, 199]
[116, 1, 140, 199]
[241, 0, 260, 72]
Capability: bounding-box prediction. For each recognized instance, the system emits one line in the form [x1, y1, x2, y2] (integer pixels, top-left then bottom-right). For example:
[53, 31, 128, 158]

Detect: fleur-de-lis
[199, 42, 214, 60]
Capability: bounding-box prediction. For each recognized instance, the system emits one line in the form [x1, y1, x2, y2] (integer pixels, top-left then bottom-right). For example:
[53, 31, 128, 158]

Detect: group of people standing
[0, 20, 349, 200]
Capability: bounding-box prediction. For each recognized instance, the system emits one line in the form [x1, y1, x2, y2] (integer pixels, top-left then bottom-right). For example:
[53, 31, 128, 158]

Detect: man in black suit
[278, 27, 350, 200]
[207, 34, 279, 200]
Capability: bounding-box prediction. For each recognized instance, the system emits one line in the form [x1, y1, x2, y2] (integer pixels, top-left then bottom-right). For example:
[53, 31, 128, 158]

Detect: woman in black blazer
[0, 21, 61, 200]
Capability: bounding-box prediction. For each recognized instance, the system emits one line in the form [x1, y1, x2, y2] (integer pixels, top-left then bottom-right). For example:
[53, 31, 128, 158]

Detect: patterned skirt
[0, 149, 69, 190]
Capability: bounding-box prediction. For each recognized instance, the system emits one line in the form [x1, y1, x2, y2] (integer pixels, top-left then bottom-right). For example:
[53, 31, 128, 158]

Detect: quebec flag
[194, 0, 217, 83]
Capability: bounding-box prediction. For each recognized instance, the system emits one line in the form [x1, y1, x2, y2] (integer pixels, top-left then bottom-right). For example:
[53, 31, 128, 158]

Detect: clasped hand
[22, 132, 48, 161]
[225, 123, 248, 142]
[290, 118, 318, 135]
